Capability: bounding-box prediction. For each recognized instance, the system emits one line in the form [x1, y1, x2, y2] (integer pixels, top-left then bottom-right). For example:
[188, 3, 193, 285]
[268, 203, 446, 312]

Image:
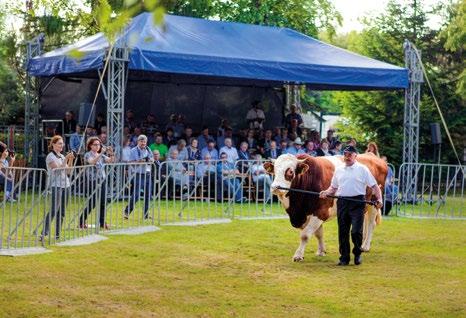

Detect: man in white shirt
[320, 146, 382, 266]
[219, 138, 238, 164]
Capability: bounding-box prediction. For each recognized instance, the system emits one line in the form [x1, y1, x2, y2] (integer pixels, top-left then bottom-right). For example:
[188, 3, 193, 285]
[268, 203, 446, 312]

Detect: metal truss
[105, 47, 129, 159]
[24, 33, 44, 167]
[402, 40, 423, 201]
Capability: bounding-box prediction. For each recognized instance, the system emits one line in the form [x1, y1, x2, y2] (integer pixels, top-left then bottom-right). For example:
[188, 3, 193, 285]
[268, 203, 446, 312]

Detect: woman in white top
[0, 145, 15, 202]
[41, 135, 75, 241]
[79, 137, 115, 229]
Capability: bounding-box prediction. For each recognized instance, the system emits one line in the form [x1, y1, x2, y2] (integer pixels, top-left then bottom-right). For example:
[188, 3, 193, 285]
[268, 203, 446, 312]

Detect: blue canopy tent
[28, 13, 407, 90]
[27, 12, 409, 152]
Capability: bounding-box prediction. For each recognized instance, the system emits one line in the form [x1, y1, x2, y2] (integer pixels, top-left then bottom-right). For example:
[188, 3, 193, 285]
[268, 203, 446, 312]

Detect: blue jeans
[255, 175, 272, 202]
[124, 172, 153, 218]
[0, 174, 13, 196]
[220, 177, 243, 202]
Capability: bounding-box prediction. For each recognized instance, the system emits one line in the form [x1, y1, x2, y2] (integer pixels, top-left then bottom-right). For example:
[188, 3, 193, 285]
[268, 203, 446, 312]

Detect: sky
[331, 0, 445, 33]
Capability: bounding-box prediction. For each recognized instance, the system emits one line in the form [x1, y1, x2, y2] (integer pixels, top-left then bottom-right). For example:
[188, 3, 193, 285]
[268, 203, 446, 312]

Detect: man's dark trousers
[337, 195, 366, 263]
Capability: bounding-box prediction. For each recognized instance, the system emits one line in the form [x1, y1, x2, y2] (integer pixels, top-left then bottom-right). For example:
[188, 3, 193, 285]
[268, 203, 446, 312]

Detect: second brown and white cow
[264, 153, 387, 262]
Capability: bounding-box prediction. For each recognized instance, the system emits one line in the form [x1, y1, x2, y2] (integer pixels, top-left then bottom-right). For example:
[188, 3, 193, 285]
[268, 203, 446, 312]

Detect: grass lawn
[0, 217, 465, 317]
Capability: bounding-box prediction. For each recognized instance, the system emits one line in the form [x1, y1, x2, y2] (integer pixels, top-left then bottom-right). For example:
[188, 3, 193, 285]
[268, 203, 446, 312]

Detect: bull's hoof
[315, 251, 326, 257]
[360, 245, 370, 252]
[293, 256, 304, 262]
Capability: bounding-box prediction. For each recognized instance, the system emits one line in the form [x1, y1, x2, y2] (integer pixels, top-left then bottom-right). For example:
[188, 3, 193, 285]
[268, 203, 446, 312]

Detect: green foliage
[325, 0, 465, 165]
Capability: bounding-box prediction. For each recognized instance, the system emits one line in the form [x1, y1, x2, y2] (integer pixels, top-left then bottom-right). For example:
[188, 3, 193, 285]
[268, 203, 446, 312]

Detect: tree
[328, 0, 465, 165]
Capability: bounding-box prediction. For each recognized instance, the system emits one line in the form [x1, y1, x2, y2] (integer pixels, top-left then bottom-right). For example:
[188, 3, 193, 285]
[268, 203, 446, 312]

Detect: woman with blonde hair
[41, 135, 75, 241]
[365, 142, 380, 157]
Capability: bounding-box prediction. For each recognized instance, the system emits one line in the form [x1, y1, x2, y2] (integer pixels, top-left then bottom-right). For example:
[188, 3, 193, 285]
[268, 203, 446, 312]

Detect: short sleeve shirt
[46, 152, 71, 188]
[84, 151, 109, 179]
[331, 161, 377, 196]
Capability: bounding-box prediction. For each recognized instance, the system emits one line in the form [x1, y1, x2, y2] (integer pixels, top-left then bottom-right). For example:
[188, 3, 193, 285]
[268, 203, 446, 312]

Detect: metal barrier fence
[397, 163, 465, 219]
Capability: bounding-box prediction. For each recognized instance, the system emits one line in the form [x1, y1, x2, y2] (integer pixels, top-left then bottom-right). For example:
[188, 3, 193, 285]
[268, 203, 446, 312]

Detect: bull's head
[263, 154, 309, 207]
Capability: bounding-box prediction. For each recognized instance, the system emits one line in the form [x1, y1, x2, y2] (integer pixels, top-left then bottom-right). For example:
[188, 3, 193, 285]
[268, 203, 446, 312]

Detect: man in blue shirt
[287, 137, 305, 155]
[200, 140, 219, 160]
[124, 134, 154, 219]
[216, 152, 245, 203]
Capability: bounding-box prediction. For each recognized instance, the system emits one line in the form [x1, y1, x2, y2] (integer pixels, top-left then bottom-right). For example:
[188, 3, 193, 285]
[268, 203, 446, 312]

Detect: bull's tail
[375, 207, 382, 225]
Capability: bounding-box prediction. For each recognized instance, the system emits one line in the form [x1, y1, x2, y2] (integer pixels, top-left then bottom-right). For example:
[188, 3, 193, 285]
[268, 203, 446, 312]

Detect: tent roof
[28, 13, 408, 90]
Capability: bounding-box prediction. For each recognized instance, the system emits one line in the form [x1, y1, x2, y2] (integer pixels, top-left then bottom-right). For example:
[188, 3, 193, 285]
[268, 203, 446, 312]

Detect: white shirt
[331, 161, 376, 196]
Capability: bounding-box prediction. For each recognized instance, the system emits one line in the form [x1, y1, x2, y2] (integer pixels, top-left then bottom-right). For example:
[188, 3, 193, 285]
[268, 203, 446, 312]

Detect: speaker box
[430, 123, 442, 145]
[78, 103, 95, 127]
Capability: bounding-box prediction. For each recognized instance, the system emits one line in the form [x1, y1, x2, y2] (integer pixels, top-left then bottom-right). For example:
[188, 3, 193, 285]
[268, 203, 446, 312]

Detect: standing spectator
[124, 109, 137, 132]
[326, 129, 338, 149]
[61, 111, 77, 135]
[149, 134, 168, 161]
[173, 115, 185, 139]
[316, 139, 332, 156]
[169, 139, 189, 161]
[0, 146, 16, 202]
[198, 126, 213, 150]
[365, 142, 380, 157]
[217, 119, 230, 137]
[381, 156, 397, 216]
[219, 138, 239, 164]
[330, 141, 343, 155]
[121, 136, 132, 162]
[287, 138, 305, 155]
[79, 137, 115, 229]
[250, 154, 272, 203]
[99, 132, 107, 145]
[94, 113, 106, 135]
[285, 104, 303, 130]
[201, 140, 219, 160]
[304, 140, 316, 156]
[186, 138, 201, 161]
[246, 100, 265, 130]
[265, 140, 281, 159]
[123, 135, 154, 220]
[165, 114, 178, 135]
[289, 119, 303, 138]
[41, 136, 75, 241]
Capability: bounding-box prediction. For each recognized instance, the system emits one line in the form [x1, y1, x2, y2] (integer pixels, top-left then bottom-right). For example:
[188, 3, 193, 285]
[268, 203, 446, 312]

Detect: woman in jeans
[41, 135, 75, 241]
[79, 137, 115, 229]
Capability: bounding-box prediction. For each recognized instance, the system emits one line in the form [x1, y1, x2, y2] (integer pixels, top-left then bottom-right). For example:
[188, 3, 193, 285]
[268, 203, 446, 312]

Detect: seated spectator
[316, 139, 332, 156]
[196, 154, 217, 196]
[365, 142, 380, 157]
[169, 139, 189, 161]
[285, 104, 303, 130]
[69, 125, 84, 154]
[0, 146, 16, 202]
[347, 137, 357, 148]
[219, 138, 238, 163]
[259, 129, 273, 152]
[217, 152, 246, 203]
[164, 128, 177, 147]
[246, 100, 265, 130]
[182, 126, 194, 145]
[250, 154, 272, 203]
[287, 137, 305, 155]
[281, 128, 290, 144]
[237, 142, 251, 173]
[245, 129, 257, 150]
[265, 140, 281, 159]
[129, 127, 142, 147]
[330, 141, 343, 155]
[198, 126, 213, 150]
[217, 127, 235, 149]
[94, 113, 106, 135]
[279, 140, 289, 155]
[99, 132, 107, 145]
[326, 128, 338, 149]
[142, 114, 159, 137]
[153, 149, 161, 170]
[149, 133, 168, 161]
[186, 138, 201, 161]
[273, 127, 282, 144]
[201, 140, 219, 160]
[124, 109, 137, 132]
[309, 130, 321, 150]
[121, 136, 132, 162]
[166, 149, 190, 189]
[304, 140, 316, 156]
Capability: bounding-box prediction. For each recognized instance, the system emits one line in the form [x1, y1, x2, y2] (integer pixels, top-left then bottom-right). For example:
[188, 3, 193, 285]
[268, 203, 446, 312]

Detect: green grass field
[0, 217, 465, 317]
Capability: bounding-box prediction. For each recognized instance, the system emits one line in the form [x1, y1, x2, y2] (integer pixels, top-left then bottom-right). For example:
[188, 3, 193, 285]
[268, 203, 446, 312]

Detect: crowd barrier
[397, 163, 465, 219]
[3, 159, 460, 254]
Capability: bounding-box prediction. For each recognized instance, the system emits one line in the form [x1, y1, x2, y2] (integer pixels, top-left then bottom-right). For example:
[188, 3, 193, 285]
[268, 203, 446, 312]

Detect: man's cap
[343, 145, 358, 154]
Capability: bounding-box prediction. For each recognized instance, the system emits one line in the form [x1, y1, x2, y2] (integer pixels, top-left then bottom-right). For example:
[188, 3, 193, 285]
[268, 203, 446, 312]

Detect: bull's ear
[263, 161, 275, 175]
[296, 160, 309, 175]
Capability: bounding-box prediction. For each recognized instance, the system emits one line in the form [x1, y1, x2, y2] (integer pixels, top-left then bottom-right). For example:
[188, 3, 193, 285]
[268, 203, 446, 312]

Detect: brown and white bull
[264, 153, 387, 262]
